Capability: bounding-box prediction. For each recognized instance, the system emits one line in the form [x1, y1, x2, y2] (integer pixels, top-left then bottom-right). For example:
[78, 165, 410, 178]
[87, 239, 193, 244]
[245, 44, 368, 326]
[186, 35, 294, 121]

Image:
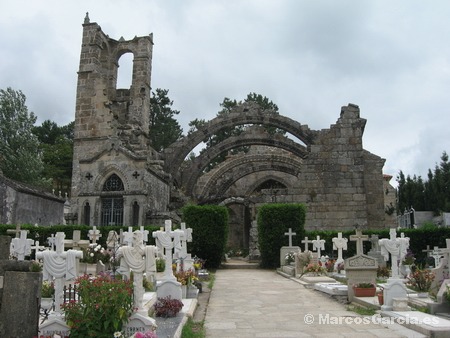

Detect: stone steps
[221, 258, 260, 269]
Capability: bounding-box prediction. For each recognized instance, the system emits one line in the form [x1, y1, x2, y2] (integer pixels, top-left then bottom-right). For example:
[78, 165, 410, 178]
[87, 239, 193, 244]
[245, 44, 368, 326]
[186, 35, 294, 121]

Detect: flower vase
[41, 297, 53, 311]
[377, 293, 384, 305]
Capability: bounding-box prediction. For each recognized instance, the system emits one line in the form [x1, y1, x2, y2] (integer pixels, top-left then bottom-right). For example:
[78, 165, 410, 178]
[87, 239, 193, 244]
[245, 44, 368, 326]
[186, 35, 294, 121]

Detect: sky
[1, 0, 450, 184]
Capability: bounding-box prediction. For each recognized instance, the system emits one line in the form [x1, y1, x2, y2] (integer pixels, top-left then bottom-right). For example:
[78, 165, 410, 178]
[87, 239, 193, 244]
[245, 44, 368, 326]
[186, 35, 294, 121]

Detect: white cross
[123, 226, 134, 247]
[153, 220, 181, 279]
[88, 226, 102, 244]
[140, 226, 149, 244]
[302, 237, 312, 251]
[312, 235, 325, 257]
[47, 234, 56, 251]
[284, 228, 296, 247]
[332, 232, 348, 264]
[10, 230, 33, 260]
[350, 229, 369, 255]
[31, 240, 45, 257]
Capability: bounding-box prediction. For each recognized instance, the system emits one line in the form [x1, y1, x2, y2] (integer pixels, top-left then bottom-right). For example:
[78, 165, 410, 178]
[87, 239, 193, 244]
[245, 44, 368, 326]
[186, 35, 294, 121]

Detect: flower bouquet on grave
[303, 263, 327, 276]
[41, 280, 54, 298]
[81, 243, 110, 264]
[285, 251, 295, 265]
[406, 268, 435, 295]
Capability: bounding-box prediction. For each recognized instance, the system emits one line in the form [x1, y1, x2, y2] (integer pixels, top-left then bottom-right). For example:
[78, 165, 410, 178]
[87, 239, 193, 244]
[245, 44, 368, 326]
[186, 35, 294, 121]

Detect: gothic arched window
[101, 174, 124, 226]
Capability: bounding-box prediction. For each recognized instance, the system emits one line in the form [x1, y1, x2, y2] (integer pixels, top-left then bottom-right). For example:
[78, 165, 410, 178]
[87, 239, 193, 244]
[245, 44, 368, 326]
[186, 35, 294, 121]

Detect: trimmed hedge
[257, 203, 306, 268]
[182, 205, 229, 269]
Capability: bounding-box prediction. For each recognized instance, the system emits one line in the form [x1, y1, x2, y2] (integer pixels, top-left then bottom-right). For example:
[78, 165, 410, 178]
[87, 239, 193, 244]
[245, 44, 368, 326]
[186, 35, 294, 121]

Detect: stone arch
[180, 126, 308, 192]
[245, 175, 290, 196]
[94, 166, 130, 192]
[197, 155, 302, 202]
[163, 101, 317, 177]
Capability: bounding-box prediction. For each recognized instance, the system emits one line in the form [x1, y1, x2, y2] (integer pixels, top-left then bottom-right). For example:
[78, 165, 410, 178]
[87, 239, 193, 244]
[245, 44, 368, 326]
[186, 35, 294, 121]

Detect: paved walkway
[204, 269, 426, 338]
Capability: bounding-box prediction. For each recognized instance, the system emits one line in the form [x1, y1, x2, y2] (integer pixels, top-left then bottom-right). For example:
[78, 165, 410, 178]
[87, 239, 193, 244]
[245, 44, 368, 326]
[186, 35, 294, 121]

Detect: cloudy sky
[1, 0, 450, 184]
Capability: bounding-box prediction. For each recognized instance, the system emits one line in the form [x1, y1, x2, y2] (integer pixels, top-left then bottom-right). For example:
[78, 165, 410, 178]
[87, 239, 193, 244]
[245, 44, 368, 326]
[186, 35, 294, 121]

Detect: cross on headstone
[31, 240, 45, 257]
[301, 237, 312, 251]
[332, 232, 348, 265]
[6, 224, 25, 238]
[123, 226, 134, 247]
[132, 171, 140, 179]
[422, 245, 433, 258]
[88, 226, 102, 244]
[350, 229, 369, 255]
[140, 226, 149, 244]
[284, 228, 296, 247]
[85, 172, 93, 180]
[312, 235, 325, 257]
[369, 234, 380, 252]
[152, 220, 183, 279]
[10, 230, 33, 260]
[379, 228, 402, 278]
[431, 246, 444, 267]
[47, 234, 56, 251]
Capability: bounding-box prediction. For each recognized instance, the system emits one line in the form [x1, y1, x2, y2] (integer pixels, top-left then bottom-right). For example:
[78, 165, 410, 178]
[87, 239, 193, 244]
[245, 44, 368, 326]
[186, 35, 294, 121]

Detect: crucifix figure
[332, 232, 348, 266]
[284, 228, 296, 247]
[301, 237, 312, 252]
[350, 229, 369, 255]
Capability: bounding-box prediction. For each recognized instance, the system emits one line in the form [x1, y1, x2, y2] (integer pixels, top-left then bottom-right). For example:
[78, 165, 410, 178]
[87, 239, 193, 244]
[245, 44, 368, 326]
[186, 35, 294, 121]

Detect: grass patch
[181, 318, 205, 338]
[347, 305, 377, 316]
[207, 272, 216, 289]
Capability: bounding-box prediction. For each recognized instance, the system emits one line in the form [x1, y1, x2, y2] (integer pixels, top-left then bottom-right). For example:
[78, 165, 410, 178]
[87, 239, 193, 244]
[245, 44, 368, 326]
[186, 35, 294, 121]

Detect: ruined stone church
[68, 15, 396, 249]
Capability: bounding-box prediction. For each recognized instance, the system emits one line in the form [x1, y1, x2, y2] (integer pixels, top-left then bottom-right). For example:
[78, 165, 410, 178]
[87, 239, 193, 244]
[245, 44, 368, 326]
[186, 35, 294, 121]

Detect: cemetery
[0, 221, 207, 337]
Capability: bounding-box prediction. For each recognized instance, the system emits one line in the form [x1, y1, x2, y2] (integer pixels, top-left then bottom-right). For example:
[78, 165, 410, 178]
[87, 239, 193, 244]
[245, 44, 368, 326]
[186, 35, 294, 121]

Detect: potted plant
[40, 280, 54, 311]
[406, 268, 435, 297]
[353, 282, 377, 297]
[377, 286, 384, 305]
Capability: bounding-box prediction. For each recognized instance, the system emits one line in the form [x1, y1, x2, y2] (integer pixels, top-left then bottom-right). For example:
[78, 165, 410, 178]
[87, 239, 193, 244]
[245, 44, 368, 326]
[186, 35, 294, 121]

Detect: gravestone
[332, 232, 348, 271]
[153, 220, 183, 301]
[302, 236, 318, 264]
[350, 229, 369, 256]
[280, 228, 300, 268]
[177, 222, 194, 272]
[0, 251, 40, 338]
[430, 239, 450, 293]
[379, 228, 409, 311]
[64, 229, 90, 250]
[10, 230, 34, 260]
[123, 315, 157, 337]
[88, 225, 102, 244]
[312, 235, 325, 259]
[345, 254, 378, 302]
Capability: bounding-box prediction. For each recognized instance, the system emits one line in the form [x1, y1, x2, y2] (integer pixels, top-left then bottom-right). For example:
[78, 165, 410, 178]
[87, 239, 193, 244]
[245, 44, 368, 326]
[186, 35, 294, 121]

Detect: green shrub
[257, 203, 306, 268]
[182, 205, 229, 269]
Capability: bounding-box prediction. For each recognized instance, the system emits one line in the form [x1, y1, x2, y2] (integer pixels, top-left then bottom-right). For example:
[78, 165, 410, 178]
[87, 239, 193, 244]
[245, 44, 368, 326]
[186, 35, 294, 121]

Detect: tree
[0, 87, 44, 183]
[33, 120, 74, 192]
[149, 88, 183, 152]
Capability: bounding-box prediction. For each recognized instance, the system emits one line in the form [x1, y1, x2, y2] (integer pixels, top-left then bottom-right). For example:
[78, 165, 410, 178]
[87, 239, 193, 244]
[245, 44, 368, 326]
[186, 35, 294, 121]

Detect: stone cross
[379, 228, 403, 278]
[31, 240, 45, 257]
[369, 234, 380, 252]
[10, 230, 33, 260]
[431, 246, 444, 267]
[6, 224, 25, 238]
[312, 235, 325, 258]
[301, 237, 312, 251]
[284, 228, 296, 247]
[88, 226, 102, 244]
[179, 222, 193, 258]
[47, 234, 56, 251]
[350, 229, 369, 255]
[422, 245, 433, 258]
[332, 232, 348, 265]
[123, 226, 134, 247]
[152, 220, 183, 279]
[37, 232, 83, 314]
[140, 226, 149, 244]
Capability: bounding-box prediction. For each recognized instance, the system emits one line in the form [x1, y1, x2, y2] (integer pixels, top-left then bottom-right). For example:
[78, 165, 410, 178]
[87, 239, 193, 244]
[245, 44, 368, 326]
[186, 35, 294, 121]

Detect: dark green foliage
[182, 205, 229, 269]
[397, 151, 450, 214]
[257, 204, 306, 268]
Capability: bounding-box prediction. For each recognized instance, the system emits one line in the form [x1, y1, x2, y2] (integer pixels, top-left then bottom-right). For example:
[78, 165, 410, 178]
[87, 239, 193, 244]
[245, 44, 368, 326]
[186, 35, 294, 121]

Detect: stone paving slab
[204, 269, 426, 338]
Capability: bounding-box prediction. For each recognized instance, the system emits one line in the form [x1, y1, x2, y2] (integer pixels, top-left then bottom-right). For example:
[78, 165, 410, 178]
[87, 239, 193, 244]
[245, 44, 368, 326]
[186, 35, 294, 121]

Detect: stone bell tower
[69, 14, 170, 227]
